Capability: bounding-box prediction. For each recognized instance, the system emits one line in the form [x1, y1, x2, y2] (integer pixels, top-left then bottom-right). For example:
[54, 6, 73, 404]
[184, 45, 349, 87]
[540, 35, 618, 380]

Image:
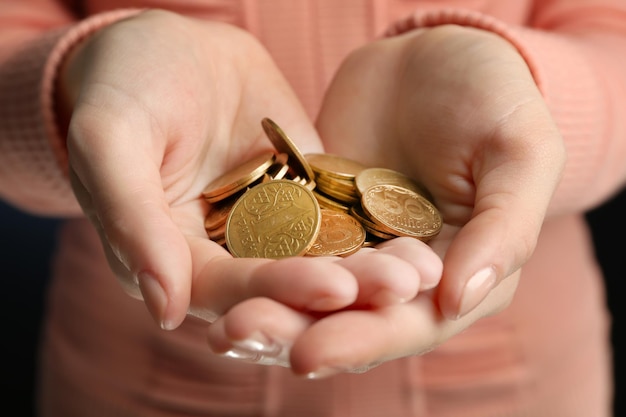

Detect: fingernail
[137, 271, 172, 330]
[306, 366, 346, 380]
[306, 362, 380, 379]
[306, 296, 345, 311]
[223, 348, 262, 362]
[370, 289, 409, 307]
[233, 331, 282, 356]
[222, 349, 290, 367]
[224, 332, 290, 367]
[457, 266, 497, 319]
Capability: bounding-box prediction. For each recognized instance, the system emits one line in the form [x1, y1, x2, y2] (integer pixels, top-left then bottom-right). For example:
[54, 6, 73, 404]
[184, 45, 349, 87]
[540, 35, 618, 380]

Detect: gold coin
[306, 209, 365, 257]
[361, 184, 442, 241]
[362, 234, 386, 247]
[293, 176, 317, 190]
[266, 152, 290, 180]
[204, 197, 238, 231]
[305, 180, 317, 190]
[305, 153, 369, 180]
[315, 173, 356, 194]
[355, 167, 431, 200]
[313, 189, 351, 213]
[349, 203, 396, 240]
[202, 151, 276, 203]
[314, 176, 360, 205]
[206, 222, 227, 242]
[225, 179, 321, 258]
[261, 118, 315, 184]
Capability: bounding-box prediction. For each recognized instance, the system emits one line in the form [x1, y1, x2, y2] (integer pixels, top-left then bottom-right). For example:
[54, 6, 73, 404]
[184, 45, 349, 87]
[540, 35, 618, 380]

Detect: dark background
[586, 189, 626, 416]
[1, 188, 624, 416]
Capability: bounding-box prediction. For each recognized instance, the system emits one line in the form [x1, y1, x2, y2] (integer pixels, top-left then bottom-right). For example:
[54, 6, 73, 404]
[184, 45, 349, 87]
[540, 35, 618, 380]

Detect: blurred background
[1, 201, 60, 417]
[586, 189, 626, 416]
[1, 188, 624, 416]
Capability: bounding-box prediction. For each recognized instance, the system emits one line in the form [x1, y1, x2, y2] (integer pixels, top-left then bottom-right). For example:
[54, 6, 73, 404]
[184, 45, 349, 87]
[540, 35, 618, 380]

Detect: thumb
[437, 106, 566, 320]
[68, 118, 191, 331]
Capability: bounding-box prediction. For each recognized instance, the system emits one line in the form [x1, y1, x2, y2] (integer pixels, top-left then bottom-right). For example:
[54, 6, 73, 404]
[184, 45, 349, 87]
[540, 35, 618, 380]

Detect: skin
[206, 25, 565, 376]
[58, 10, 565, 378]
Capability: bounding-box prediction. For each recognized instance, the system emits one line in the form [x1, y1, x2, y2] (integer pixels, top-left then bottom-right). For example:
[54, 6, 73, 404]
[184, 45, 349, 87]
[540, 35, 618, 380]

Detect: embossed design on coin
[226, 179, 321, 258]
[361, 184, 442, 241]
[306, 209, 366, 257]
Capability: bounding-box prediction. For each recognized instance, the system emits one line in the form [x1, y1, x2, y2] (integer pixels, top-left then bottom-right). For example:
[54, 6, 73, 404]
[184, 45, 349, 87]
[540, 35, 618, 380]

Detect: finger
[290, 302, 438, 378]
[69, 167, 146, 297]
[68, 109, 191, 331]
[290, 273, 519, 378]
[374, 237, 443, 290]
[206, 297, 315, 367]
[188, 236, 439, 318]
[333, 248, 421, 307]
[187, 236, 361, 319]
[437, 103, 565, 319]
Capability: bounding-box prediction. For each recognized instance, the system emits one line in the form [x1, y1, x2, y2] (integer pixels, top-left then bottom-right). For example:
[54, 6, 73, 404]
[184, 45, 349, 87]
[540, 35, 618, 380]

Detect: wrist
[47, 9, 143, 141]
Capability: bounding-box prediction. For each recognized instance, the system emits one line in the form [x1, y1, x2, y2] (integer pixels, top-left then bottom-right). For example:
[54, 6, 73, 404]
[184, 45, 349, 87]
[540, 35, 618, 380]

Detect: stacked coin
[202, 118, 442, 259]
[306, 153, 366, 212]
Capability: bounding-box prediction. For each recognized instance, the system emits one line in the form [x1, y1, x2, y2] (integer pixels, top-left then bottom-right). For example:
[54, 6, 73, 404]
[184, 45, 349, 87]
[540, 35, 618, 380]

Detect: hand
[316, 24, 566, 320]
[59, 10, 443, 330]
[205, 24, 565, 375]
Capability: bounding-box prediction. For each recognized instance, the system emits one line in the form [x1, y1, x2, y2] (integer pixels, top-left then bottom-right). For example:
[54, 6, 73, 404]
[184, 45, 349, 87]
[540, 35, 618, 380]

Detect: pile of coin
[202, 118, 442, 259]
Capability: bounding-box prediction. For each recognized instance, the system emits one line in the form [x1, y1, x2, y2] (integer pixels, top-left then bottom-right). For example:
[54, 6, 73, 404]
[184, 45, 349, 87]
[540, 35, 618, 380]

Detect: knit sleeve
[384, 6, 626, 217]
[0, 8, 141, 216]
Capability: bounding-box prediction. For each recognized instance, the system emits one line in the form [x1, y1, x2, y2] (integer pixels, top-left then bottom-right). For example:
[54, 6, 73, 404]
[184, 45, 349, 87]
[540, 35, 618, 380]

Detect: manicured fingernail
[457, 266, 497, 319]
[233, 331, 281, 355]
[306, 361, 382, 378]
[306, 368, 338, 379]
[137, 271, 172, 330]
[224, 332, 290, 367]
[223, 349, 290, 367]
[223, 348, 262, 362]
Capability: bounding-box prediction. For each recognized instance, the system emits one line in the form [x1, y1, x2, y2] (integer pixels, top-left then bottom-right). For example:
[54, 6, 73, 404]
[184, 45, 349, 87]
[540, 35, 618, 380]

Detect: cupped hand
[316, 24, 566, 320]
[205, 24, 566, 375]
[59, 10, 443, 330]
[60, 9, 327, 328]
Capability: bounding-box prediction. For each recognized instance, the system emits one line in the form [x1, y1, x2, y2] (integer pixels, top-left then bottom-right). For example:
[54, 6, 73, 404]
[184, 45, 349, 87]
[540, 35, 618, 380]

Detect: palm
[64, 10, 442, 329]
[65, 10, 328, 324]
[205, 26, 558, 376]
[317, 25, 565, 317]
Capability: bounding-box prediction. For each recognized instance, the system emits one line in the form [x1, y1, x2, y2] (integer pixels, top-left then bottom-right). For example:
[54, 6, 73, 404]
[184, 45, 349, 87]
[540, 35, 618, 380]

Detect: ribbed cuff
[0, 9, 142, 215]
[42, 8, 143, 176]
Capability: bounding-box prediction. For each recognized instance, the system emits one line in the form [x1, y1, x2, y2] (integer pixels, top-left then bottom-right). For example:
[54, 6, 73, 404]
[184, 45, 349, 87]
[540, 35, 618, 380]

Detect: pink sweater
[1, 1, 625, 416]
